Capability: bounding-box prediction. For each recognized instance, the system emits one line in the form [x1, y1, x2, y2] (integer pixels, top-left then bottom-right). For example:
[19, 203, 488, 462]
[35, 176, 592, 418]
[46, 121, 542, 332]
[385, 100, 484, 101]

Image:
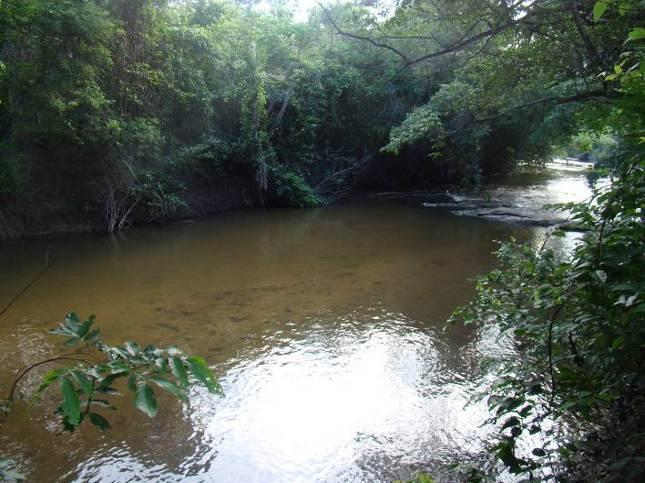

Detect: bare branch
[404, 18, 518, 67]
[0, 251, 55, 320]
[316, 0, 561, 69]
[316, 2, 411, 63]
[447, 89, 610, 136]
[8, 355, 95, 402]
[484, 89, 608, 119]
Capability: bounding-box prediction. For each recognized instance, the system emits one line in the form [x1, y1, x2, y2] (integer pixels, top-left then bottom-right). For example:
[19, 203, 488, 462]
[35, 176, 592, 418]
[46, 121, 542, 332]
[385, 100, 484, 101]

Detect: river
[0, 166, 592, 482]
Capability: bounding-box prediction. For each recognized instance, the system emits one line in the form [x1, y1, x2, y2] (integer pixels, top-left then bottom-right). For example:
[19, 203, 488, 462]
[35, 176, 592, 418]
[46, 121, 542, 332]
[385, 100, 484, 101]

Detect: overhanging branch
[317, 2, 410, 63]
[316, 0, 540, 68]
[448, 89, 610, 136]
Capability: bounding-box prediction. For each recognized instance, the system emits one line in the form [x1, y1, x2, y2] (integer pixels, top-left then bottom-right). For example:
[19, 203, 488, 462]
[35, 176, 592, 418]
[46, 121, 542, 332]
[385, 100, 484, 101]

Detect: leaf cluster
[8, 312, 222, 433]
[452, 157, 644, 479]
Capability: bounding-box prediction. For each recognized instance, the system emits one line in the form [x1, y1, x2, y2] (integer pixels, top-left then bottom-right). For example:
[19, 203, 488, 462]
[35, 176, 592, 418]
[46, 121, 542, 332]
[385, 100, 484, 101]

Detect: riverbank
[0, 164, 594, 241]
[0, 178, 256, 241]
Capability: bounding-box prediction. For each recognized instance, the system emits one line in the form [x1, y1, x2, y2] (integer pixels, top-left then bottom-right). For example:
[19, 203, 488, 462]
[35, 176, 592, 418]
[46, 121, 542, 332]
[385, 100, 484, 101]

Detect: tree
[450, 3, 644, 478]
[320, 0, 639, 184]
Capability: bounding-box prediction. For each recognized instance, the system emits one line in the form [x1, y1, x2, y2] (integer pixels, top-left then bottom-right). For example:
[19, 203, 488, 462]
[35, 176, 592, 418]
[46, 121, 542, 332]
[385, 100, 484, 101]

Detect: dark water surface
[0, 169, 590, 482]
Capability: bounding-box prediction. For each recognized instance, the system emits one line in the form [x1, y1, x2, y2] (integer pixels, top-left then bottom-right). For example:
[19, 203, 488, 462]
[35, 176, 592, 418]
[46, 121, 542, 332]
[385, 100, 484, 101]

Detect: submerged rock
[417, 171, 591, 230]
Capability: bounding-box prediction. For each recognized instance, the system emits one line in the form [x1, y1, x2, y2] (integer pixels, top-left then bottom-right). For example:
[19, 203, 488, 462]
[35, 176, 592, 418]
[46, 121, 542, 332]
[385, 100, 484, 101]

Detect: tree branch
[448, 89, 610, 136]
[7, 355, 95, 402]
[404, 19, 516, 67]
[317, 0, 544, 68]
[0, 251, 55, 320]
[317, 2, 411, 63]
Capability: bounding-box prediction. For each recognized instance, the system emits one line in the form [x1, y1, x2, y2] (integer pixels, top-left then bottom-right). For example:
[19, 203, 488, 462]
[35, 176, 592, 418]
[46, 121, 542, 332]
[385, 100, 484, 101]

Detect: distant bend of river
[0, 166, 592, 482]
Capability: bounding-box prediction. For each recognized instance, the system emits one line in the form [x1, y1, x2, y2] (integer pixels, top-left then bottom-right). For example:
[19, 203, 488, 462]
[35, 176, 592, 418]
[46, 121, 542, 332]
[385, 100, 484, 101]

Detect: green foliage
[8, 312, 222, 432]
[3, 0, 635, 225]
[383, 105, 444, 156]
[269, 164, 319, 208]
[372, 0, 639, 184]
[0, 312, 222, 479]
[0, 155, 19, 197]
[0, 1, 642, 480]
[452, 158, 644, 479]
[1, 0, 419, 226]
[447, 8, 645, 478]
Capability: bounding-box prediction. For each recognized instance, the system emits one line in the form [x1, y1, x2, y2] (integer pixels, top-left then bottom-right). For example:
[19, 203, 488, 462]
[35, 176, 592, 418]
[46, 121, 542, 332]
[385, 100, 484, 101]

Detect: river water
[0, 167, 591, 482]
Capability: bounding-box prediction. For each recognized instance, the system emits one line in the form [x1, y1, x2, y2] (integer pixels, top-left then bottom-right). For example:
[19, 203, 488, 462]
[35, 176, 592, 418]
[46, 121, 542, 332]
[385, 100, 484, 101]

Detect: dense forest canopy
[0, 0, 641, 237]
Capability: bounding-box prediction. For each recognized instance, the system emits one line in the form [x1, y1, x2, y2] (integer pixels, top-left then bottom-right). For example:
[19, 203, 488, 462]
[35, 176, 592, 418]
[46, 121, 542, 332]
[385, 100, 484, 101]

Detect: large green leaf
[71, 370, 93, 396]
[187, 356, 222, 394]
[626, 27, 645, 42]
[135, 383, 158, 418]
[77, 318, 93, 338]
[89, 412, 111, 430]
[593, 1, 609, 21]
[32, 368, 66, 401]
[96, 372, 126, 393]
[60, 377, 81, 426]
[169, 357, 189, 387]
[150, 376, 187, 401]
[66, 312, 80, 327]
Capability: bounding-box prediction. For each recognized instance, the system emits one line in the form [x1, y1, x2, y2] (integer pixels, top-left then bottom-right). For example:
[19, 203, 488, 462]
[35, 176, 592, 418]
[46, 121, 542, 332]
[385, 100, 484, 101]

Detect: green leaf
[83, 328, 101, 344]
[60, 377, 81, 426]
[135, 383, 158, 418]
[618, 1, 629, 15]
[77, 318, 93, 338]
[593, 1, 608, 21]
[96, 372, 126, 392]
[170, 357, 189, 387]
[626, 27, 645, 42]
[90, 399, 117, 410]
[187, 356, 222, 394]
[124, 341, 140, 356]
[32, 368, 66, 401]
[89, 412, 111, 430]
[128, 374, 138, 392]
[66, 312, 80, 327]
[64, 337, 80, 347]
[150, 376, 187, 401]
[71, 370, 93, 396]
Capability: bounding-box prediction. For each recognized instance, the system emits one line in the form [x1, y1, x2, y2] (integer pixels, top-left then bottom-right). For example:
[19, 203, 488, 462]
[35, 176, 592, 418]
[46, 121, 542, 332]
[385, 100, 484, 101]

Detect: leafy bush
[7, 312, 222, 426]
[452, 160, 644, 480]
[269, 165, 319, 208]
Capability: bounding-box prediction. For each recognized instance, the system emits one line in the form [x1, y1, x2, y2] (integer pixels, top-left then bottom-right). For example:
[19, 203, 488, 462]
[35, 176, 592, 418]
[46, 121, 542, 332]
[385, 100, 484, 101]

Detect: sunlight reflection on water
[183, 311, 494, 482]
[69, 310, 501, 482]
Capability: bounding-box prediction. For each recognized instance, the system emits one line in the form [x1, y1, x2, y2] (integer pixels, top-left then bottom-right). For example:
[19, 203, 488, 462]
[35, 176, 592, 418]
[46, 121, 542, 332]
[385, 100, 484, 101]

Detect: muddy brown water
[0, 169, 591, 482]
